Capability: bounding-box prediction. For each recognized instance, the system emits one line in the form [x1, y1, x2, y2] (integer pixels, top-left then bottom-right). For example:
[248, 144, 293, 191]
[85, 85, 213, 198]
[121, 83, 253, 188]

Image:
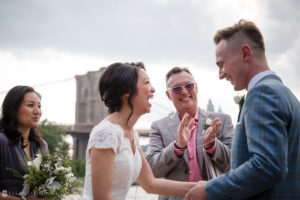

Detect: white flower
[66, 172, 73, 178]
[205, 118, 212, 126]
[44, 163, 51, 170]
[204, 118, 212, 130]
[20, 182, 30, 200]
[48, 181, 61, 191]
[1, 190, 8, 197]
[54, 163, 66, 173]
[67, 167, 72, 172]
[27, 161, 33, 166]
[234, 95, 244, 104]
[32, 154, 42, 171]
[45, 177, 61, 191]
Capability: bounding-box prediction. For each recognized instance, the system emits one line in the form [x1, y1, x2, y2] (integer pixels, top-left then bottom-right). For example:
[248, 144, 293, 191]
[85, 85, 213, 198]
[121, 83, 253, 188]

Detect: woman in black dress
[0, 86, 47, 200]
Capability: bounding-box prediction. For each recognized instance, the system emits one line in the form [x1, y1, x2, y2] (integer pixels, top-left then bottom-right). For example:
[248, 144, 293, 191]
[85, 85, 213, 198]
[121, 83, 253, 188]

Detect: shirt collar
[177, 107, 199, 123]
[247, 70, 276, 92]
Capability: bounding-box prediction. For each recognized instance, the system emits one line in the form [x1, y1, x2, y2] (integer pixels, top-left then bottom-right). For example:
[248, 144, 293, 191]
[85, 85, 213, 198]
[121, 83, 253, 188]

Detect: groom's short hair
[214, 19, 265, 55]
[166, 67, 192, 81]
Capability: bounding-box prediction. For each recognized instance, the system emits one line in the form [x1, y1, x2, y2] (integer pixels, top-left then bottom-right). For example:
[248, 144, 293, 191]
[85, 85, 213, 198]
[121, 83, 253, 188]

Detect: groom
[186, 19, 300, 200]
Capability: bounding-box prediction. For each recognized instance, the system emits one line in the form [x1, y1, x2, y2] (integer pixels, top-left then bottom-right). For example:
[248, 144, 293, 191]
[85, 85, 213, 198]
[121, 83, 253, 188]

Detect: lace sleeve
[87, 123, 121, 154]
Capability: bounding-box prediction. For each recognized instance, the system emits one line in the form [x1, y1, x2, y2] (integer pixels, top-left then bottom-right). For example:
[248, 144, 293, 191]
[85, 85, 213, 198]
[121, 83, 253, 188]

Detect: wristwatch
[174, 142, 187, 150]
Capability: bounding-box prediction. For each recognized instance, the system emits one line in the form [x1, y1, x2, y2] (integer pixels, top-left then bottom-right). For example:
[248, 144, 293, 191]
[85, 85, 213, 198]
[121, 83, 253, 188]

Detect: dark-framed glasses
[168, 82, 196, 94]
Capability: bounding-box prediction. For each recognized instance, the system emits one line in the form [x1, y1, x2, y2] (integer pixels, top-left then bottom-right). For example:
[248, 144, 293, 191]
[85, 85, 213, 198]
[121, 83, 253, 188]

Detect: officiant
[146, 67, 234, 200]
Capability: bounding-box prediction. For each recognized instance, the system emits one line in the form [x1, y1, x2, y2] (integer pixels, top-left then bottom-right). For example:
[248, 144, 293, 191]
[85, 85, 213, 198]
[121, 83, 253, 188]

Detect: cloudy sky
[0, 0, 299, 129]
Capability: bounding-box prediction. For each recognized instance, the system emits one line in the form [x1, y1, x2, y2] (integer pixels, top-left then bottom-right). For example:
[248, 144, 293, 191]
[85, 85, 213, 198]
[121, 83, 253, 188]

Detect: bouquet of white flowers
[19, 152, 78, 200]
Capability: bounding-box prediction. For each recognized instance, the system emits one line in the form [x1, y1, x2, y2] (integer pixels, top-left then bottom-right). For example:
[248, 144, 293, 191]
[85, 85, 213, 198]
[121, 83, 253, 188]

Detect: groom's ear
[166, 90, 172, 100]
[241, 44, 251, 60]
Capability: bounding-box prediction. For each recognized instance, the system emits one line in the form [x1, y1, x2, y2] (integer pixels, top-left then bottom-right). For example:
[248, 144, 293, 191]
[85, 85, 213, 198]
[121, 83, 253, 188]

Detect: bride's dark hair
[98, 62, 145, 124]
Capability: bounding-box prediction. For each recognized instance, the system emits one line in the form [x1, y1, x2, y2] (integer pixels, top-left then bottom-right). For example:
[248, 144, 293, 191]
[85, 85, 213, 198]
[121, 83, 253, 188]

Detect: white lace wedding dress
[81, 120, 142, 200]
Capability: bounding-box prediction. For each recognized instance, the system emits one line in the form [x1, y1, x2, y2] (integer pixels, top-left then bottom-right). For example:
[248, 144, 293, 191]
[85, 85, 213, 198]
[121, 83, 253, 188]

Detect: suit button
[189, 155, 193, 159]
[189, 170, 192, 174]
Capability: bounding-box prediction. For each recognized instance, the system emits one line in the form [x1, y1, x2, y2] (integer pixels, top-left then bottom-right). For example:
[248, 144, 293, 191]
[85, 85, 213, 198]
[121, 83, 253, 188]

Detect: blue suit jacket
[206, 74, 300, 199]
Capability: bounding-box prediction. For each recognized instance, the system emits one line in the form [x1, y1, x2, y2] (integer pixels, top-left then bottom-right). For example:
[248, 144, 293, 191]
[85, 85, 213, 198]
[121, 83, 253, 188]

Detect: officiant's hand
[203, 118, 221, 149]
[185, 181, 208, 200]
[176, 113, 195, 148]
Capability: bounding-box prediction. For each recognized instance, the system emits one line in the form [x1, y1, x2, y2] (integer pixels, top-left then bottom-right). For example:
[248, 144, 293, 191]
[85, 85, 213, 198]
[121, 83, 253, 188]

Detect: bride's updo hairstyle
[98, 62, 145, 123]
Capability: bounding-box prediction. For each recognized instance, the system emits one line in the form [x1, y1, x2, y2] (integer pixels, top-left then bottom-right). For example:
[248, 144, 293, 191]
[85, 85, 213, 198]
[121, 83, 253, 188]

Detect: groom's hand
[176, 113, 194, 148]
[185, 181, 208, 200]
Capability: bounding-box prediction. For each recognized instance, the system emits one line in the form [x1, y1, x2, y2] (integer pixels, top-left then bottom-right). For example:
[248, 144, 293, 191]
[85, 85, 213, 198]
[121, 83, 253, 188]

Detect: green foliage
[40, 120, 70, 158]
[71, 159, 86, 178]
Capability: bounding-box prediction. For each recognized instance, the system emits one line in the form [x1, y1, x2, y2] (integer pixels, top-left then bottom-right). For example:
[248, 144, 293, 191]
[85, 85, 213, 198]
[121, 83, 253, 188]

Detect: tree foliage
[70, 159, 86, 177]
[39, 119, 70, 158]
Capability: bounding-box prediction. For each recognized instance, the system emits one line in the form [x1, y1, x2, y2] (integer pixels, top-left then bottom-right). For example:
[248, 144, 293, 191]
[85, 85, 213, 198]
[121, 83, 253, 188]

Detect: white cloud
[0, 0, 299, 128]
[0, 49, 113, 124]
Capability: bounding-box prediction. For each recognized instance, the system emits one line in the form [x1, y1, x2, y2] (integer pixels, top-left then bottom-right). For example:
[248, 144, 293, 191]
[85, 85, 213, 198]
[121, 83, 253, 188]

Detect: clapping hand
[176, 113, 195, 148]
[203, 118, 221, 149]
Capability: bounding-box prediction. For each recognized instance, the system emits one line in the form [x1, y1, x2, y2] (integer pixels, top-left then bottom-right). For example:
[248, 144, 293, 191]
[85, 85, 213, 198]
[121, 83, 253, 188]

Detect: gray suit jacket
[146, 108, 234, 200]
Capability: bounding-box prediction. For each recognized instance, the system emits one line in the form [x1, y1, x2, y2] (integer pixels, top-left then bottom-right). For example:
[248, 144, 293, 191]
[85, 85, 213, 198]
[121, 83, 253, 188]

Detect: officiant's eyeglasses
[168, 82, 196, 94]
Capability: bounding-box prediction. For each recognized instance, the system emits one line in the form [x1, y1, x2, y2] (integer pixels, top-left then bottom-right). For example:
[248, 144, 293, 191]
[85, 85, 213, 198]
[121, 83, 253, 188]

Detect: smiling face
[166, 71, 198, 117]
[17, 92, 42, 132]
[132, 68, 155, 115]
[216, 39, 248, 91]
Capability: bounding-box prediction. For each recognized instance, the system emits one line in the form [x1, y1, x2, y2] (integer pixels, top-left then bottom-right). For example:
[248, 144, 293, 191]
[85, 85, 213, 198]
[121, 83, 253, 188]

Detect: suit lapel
[237, 95, 245, 122]
[166, 113, 181, 142]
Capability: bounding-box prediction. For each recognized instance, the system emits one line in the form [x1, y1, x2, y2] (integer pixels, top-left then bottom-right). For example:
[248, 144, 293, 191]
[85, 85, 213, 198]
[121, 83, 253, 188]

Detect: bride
[81, 62, 196, 200]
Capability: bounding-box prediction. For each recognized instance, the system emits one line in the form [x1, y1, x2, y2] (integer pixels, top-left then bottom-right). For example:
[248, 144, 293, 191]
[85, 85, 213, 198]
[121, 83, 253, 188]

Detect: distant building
[207, 98, 215, 112]
[67, 68, 108, 159]
[217, 105, 223, 113]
